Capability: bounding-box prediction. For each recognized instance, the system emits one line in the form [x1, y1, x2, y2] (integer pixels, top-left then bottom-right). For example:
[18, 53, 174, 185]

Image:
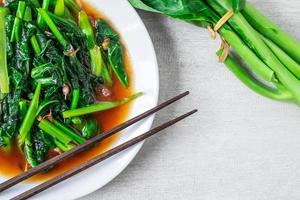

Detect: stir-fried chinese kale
[0, 0, 139, 168]
[129, 0, 300, 104]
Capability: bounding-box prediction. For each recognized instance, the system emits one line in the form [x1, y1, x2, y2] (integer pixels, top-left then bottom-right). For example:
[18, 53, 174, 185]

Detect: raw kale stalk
[129, 0, 300, 104]
[0, 0, 136, 169]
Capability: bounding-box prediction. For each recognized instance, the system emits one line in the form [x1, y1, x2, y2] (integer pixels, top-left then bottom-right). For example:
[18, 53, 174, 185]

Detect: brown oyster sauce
[0, 1, 134, 182]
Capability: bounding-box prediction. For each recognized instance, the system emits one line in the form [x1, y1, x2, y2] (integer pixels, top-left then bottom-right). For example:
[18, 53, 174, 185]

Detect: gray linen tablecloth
[82, 1, 300, 199]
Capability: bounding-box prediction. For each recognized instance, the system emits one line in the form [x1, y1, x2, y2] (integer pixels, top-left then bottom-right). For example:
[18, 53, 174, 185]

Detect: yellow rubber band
[214, 9, 234, 32]
[207, 9, 234, 62]
[219, 37, 230, 63]
[207, 25, 217, 40]
[207, 8, 234, 40]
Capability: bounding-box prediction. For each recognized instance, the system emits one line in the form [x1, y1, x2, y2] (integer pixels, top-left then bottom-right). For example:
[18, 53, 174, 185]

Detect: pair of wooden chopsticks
[0, 91, 196, 200]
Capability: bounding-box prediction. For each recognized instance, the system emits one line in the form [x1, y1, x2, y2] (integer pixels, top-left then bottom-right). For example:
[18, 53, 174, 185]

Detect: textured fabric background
[81, 1, 300, 199]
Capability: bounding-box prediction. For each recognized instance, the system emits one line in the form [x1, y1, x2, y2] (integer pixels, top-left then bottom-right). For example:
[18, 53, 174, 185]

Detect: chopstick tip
[188, 109, 198, 116]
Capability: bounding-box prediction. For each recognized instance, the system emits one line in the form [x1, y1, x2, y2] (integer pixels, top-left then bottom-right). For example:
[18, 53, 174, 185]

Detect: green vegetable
[63, 92, 142, 118]
[1, 89, 22, 151]
[64, 7, 76, 21]
[19, 83, 42, 147]
[232, 0, 246, 13]
[79, 11, 105, 77]
[54, 0, 65, 17]
[31, 35, 42, 55]
[53, 138, 74, 152]
[108, 42, 128, 87]
[10, 1, 26, 42]
[38, 119, 73, 148]
[64, 0, 80, 13]
[52, 119, 85, 144]
[82, 119, 100, 138]
[0, 0, 135, 168]
[95, 20, 128, 87]
[37, 8, 68, 48]
[262, 36, 300, 80]
[23, 7, 32, 22]
[33, 130, 54, 164]
[25, 131, 38, 167]
[36, 99, 59, 117]
[30, 0, 41, 8]
[218, 50, 292, 101]
[19, 100, 28, 120]
[37, 0, 51, 30]
[129, 0, 300, 105]
[20, 99, 32, 161]
[71, 88, 80, 110]
[1, 137, 12, 154]
[0, 8, 9, 94]
[242, 3, 300, 64]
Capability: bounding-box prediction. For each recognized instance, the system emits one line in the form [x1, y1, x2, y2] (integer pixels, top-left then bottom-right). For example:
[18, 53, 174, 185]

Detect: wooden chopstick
[11, 109, 197, 200]
[0, 91, 189, 193]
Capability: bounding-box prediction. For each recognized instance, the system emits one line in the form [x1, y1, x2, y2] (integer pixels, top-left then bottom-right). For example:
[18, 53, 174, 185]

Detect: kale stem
[79, 11, 105, 77]
[71, 88, 80, 109]
[242, 2, 300, 65]
[0, 8, 9, 94]
[54, 139, 74, 152]
[64, 0, 80, 13]
[102, 62, 113, 87]
[220, 51, 292, 101]
[19, 100, 28, 120]
[38, 119, 73, 145]
[37, 8, 68, 48]
[223, 14, 300, 104]
[208, 0, 300, 104]
[89, 46, 104, 77]
[78, 11, 96, 48]
[262, 35, 300, 80]
[64, 6, 76, 21]
[52, 119, 85, 144]
[218, 27, 274, 82]
[23, 7, 32, 22]
[63, 92, 143, 118]
[37, 0, 51, 30]
[19, 100, 28, 152]
[54, 0, 65, 17]
[30, 35, 42, 55]
[10, 1, 26, 42]
[30, 0, 41, 8]
[19, 83, 42, 146]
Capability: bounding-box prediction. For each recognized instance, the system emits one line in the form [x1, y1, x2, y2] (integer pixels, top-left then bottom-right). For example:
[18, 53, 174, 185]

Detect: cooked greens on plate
[0, 0, 138, 170]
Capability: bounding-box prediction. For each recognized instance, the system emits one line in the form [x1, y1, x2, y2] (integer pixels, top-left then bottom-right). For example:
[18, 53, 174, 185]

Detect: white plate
[0, 0, 159, 199]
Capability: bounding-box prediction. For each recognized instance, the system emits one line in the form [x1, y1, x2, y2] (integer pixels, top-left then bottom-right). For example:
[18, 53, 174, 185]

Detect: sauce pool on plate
[0, 1, 134, 181]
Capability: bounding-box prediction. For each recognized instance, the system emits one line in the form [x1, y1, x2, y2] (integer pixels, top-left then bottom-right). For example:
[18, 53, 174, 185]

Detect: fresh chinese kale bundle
[129, 0, 300, 103]
[0, 0, 139, 169]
